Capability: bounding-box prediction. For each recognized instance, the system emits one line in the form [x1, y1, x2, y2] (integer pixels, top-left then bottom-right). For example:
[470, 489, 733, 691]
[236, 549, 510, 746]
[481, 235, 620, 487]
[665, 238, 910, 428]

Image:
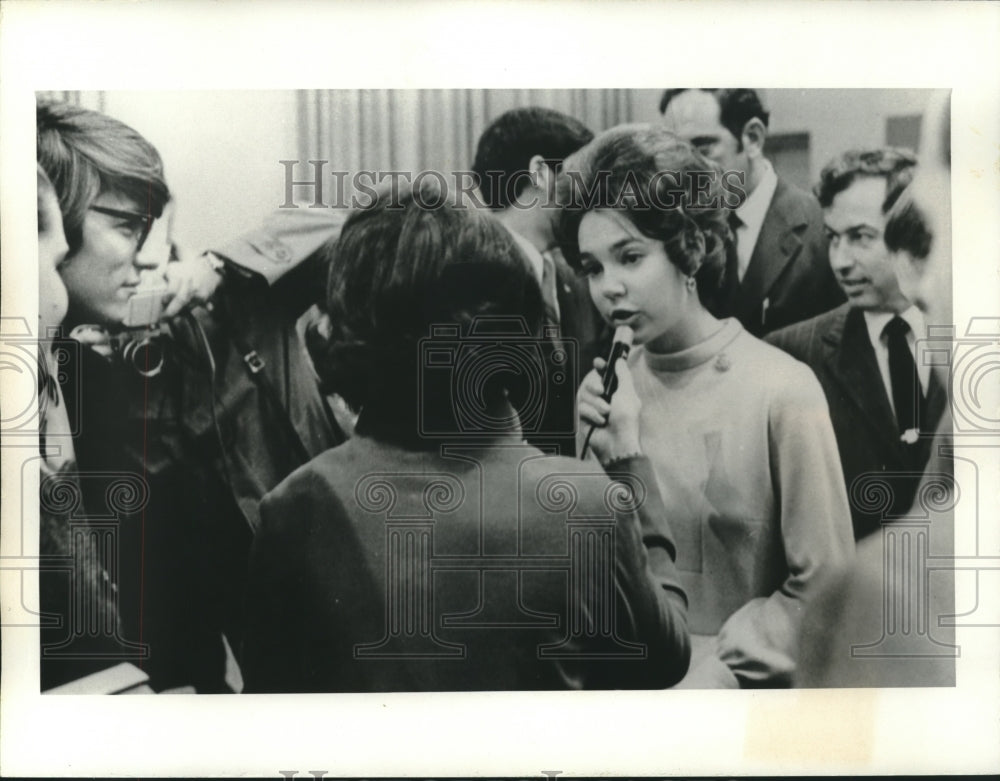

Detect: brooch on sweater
[714, 353, 731, 372]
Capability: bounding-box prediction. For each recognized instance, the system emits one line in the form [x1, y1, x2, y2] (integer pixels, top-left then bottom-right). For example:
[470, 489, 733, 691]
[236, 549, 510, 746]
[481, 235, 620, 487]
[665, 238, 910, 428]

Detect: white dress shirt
[734, 158, 779, 281]
[863, 306, 931, 416]
[504, 225, 560, 322]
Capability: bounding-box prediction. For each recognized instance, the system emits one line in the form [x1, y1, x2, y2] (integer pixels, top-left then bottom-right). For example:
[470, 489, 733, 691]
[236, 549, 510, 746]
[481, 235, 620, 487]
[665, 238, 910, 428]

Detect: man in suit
[767, 148, 946, 540]
[796, 92, 956, 687]
[471, 107, 605, 364]
[660, 89, 844, 336]
[472, 107, 606, 454]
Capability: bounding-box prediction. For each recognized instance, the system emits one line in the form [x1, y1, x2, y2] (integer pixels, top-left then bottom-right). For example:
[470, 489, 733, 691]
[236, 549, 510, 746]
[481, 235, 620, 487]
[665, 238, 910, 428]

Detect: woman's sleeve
[603, 454, 691, 687]
[714, 367, 855, 687]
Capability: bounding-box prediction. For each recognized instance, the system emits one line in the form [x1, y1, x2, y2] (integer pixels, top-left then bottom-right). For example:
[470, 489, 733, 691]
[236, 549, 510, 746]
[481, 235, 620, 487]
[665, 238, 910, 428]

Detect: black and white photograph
[2, 1, 998, 777]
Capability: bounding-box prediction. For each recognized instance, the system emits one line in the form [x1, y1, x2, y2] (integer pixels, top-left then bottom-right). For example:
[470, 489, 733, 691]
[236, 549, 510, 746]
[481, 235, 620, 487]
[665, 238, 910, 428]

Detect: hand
[161, 247, 225, 319]
[577, 355, 643, 464]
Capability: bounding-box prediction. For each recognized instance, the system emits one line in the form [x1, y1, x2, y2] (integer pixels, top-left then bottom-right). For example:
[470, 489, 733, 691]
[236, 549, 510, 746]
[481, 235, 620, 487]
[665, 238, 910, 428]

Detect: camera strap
[229, 329, 314, 467]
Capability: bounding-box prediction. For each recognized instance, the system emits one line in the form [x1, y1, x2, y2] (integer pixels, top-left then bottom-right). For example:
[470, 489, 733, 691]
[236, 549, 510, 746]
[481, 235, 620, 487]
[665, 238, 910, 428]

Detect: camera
[117, 286, 168, 377]
[0, 317, 82, 437]
[122, 287, 166, 330]
[418, 316, 577, 439]
[915, 317, 1000, 436]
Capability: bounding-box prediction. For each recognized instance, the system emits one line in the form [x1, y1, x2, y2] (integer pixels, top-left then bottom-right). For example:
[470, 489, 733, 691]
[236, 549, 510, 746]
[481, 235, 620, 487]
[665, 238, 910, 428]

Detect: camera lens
[125, 335, 164, 378]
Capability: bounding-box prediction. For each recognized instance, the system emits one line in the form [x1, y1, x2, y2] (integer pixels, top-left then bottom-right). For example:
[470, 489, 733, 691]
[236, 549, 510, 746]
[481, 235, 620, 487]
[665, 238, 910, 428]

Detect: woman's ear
[528, 154, 551, 191]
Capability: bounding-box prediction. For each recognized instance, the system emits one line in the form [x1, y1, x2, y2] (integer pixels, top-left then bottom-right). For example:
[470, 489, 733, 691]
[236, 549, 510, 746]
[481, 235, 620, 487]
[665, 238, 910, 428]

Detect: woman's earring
[686, 276, 697, 293]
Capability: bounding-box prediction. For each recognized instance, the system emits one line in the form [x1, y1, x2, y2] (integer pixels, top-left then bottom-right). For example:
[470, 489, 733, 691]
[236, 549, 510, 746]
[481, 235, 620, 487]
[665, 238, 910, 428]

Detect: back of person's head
[557, 123, 733, 313]
[884, 91, 952, 327]
[36, 100, 170, 256]
[815, 148, 918, 212]
[315, 177, 545, 446]
[883, 187, 934, 260]
[884, 94, 949, 261]
[472, 106, 593, 209]
[659, 88, 770, 140]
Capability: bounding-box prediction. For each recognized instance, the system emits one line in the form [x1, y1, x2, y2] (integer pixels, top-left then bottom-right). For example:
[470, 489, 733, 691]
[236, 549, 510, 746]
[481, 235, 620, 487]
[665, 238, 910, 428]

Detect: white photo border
[2, 0, 998, 776]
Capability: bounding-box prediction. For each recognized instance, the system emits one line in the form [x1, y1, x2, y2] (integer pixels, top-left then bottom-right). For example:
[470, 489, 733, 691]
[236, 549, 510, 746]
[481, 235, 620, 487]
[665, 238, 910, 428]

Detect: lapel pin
[901, 428, 920, 444]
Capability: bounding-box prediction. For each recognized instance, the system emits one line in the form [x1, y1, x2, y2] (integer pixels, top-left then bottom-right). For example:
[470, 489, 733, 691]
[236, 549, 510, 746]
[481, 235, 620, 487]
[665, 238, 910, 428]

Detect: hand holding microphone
[579, 326, 643, 463]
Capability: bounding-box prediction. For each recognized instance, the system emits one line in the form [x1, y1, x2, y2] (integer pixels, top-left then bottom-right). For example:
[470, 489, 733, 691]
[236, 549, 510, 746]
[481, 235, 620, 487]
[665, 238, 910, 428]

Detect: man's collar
[503, 224, 545, 283]
[735, 157, 777, 230]
[863, 304, 925, 344]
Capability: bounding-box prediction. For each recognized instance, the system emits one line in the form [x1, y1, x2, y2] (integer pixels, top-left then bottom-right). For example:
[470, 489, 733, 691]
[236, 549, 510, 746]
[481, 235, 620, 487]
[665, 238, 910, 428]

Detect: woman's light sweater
[627, 318, 854, 687]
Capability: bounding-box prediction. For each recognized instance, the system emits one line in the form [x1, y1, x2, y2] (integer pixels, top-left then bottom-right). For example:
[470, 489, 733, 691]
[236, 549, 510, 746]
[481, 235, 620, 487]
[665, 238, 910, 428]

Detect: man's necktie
[540, 250, 561, 327]
[884, 316, 922, 437]
[719, 211, 742, 315]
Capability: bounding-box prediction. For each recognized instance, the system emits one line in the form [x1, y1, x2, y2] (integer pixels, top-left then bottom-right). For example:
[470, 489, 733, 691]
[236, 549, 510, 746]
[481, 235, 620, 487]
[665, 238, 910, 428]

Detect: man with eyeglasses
[36, 100, 342, 692]
[766, 148, 947, 541]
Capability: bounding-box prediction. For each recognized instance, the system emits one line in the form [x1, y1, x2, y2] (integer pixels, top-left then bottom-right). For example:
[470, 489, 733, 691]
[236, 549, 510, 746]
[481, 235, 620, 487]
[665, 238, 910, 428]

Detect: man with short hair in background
[660, 88, 844, 335]
[796, 92, 956, 687]
[472, 107, 605, 454]
[767, 148, 946, 541]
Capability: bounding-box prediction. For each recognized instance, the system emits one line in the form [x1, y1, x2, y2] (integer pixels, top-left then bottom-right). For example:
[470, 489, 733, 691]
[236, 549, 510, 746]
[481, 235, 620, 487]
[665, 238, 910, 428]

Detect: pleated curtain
[296, 89, 636, 202]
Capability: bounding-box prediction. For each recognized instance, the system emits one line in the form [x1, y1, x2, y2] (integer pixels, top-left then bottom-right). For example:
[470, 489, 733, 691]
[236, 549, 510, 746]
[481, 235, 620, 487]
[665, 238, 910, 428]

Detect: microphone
[581, 325, 635, 460]
[599, 325, 635, 402]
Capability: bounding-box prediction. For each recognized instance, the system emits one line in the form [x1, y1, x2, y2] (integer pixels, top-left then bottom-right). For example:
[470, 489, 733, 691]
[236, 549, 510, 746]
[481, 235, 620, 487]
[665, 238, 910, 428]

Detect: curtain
[296, 89, 636, 202]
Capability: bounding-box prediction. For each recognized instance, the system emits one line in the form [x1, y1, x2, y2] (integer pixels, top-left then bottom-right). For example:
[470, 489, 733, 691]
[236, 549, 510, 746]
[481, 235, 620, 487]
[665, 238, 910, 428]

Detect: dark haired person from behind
[560, 124, 853, 688]
[241, 179, 690, 692]
[659, 89, 844, 336]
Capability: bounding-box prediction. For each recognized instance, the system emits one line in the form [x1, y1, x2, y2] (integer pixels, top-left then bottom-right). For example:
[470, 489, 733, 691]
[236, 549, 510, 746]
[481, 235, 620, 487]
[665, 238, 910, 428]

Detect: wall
[59, 88, 935, 250]
[628, 88, 934, 186]
[99, 90, 300, 252]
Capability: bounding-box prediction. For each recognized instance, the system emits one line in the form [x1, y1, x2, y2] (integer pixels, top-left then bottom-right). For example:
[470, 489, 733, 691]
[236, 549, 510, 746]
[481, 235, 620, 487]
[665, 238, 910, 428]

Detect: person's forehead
[662, 90, 727, 138]
[90, 189, 144, 212]
[579, 209, 643, 249]
[825, 176, 889, 227]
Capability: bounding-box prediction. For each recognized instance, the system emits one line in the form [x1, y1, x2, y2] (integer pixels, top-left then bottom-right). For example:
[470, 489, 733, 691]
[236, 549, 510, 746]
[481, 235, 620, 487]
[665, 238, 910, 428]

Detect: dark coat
[766, 304, 947, 540]
[241, 439, 690, 692]
[732, 177, 845, 337]
[60, 236, 342, 692]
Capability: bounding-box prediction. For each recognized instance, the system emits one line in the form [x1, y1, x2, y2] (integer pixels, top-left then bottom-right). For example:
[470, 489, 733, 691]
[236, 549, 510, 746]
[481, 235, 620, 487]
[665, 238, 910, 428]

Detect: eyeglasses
[89, 205, 155, 250]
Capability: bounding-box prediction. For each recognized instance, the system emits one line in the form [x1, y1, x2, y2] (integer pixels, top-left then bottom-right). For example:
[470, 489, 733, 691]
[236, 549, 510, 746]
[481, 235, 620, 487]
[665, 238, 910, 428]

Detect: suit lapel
[923, 361, 948, 434]
[735, 178, 805, 323]
[823, 307, 902, 448]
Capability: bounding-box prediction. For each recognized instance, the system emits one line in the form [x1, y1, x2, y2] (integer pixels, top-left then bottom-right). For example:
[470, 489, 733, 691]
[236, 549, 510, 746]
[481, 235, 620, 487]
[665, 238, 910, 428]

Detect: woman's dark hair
[313, 176, 545, 446]
[557, 123, 733, 312]
[36, 100, 171, 256]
